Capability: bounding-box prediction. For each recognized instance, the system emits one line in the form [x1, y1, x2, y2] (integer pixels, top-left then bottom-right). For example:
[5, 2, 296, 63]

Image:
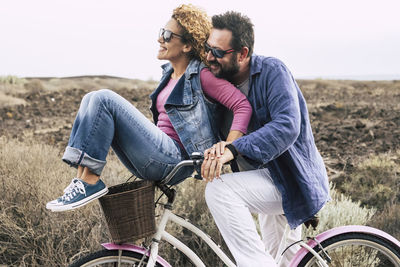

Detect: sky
[1, 0, 400, 81]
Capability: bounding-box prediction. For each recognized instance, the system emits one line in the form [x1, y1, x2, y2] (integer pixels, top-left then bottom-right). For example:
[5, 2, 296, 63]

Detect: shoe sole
[50, 187, 109, 212]
[46, 201, 60, 210]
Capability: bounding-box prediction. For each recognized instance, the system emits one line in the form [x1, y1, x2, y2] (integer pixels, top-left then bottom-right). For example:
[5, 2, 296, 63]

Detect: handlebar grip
[160, 154, 204, 184]
[193, 159, 203, 180]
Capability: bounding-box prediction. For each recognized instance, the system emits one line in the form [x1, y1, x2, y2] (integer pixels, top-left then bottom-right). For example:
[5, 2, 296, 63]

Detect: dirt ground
[1, 76, 400, 178]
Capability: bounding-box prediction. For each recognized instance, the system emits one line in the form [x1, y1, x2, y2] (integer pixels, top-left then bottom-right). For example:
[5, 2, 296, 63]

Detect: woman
[46, 4, 252, 212]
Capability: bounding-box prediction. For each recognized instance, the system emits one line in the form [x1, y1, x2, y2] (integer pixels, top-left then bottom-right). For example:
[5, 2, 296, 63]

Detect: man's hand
[201, 141, 234, 182]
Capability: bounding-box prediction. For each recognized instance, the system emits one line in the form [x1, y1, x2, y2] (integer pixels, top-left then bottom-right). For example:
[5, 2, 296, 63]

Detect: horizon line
[2, 73, 400, 82]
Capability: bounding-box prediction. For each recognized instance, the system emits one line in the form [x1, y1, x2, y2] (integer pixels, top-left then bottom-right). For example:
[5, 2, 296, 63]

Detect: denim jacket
[232, 55, 330, 229]
[150, 59, 220, 158]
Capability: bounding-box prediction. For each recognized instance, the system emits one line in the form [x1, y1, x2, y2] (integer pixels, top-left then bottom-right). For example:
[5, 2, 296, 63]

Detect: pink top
[156, 68, 252, 146]
[156, 78, 179, 142]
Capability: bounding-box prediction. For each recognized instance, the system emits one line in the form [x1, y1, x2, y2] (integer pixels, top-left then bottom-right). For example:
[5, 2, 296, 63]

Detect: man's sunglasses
[204, 43, 235, 58]
[159, 28, 183, 42]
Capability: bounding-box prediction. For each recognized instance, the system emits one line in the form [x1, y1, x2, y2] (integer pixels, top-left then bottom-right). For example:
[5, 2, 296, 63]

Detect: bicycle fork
[276, 225, 330, 267]
[146, 208, 171, 267]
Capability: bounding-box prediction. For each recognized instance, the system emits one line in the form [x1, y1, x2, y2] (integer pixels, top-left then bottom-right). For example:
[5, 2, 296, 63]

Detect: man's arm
[233, 60, 301, 164]
[202, 59, 302, 180]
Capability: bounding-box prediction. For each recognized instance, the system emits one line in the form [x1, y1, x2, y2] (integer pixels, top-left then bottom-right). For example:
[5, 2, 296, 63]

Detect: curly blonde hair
[172, 4, 211, 63]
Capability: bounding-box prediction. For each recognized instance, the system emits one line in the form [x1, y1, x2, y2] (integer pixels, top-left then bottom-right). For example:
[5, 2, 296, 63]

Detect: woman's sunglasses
[204, 43, 235, 58]
[159, 28, 183, 43]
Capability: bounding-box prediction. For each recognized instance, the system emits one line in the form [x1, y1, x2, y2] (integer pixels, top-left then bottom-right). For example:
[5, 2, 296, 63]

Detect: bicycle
[69, 153, 400, 267]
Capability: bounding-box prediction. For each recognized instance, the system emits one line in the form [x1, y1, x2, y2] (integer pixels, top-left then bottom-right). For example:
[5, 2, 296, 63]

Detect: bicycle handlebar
[157, 153, 204, 204]
[161, 155, 204, 185]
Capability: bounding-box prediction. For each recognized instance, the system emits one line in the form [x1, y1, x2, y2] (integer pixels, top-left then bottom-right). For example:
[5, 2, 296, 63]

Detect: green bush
[0, 75, 26, 85]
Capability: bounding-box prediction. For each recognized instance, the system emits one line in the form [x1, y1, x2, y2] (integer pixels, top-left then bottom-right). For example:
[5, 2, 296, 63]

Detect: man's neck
[231, 58, 251, 86]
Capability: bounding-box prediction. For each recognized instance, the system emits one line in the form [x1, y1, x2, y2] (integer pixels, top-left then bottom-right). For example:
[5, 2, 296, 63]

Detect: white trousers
[205, 169, 302, 267]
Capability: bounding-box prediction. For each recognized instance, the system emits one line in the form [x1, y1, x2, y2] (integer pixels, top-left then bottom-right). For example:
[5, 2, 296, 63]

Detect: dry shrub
[0, 137, 128, 266]
[0, 136, 225, 266]
[337, 151, 400, 209]
[0, 75, 26, 85]
[368, 203, 400, 241]
[24, 79, 45, 94]
[0, 76, 27, 96]
[303, 183, 376, 237]
[0, 137, 388, 266]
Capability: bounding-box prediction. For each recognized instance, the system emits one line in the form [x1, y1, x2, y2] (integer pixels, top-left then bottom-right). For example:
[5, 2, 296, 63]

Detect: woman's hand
[201, 141, 234, 182]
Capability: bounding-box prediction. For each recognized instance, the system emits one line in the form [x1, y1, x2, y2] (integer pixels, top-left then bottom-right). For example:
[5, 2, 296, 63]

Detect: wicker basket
[99, 180, 155, 243]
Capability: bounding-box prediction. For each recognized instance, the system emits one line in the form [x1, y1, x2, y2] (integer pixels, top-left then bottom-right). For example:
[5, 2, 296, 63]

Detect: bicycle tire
[297, 232, 400, 267]
[68, 249, 164, 267]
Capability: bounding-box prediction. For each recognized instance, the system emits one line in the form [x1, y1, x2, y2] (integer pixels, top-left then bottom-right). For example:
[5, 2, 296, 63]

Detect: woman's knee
[81, 89, 112, 103]
[84, 89, 117, 109]
[92, 89, 115, 102]
[80, 90, 96, 106]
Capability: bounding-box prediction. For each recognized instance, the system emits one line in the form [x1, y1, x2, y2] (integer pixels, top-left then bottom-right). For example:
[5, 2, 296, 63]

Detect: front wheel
[297, 232, 400, 266]
[69, 249, 165, 267]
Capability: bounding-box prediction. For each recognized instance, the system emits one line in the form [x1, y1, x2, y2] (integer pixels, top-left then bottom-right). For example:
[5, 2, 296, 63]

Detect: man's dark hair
[212, 11, 254, 57]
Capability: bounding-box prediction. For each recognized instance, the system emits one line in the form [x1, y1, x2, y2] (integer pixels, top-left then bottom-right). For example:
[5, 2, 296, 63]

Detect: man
[201, 11, 330, 266]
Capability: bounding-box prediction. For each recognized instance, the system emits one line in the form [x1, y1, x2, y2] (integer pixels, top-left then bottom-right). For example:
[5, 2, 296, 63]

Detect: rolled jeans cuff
[62, 146, 106, 176]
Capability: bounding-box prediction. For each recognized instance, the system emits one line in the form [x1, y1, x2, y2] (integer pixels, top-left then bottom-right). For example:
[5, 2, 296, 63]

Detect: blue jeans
[62, 89, 192, 184]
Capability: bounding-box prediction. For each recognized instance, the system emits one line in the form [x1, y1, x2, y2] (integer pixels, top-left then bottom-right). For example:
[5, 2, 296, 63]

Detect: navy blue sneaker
[46, 178, 79, 210]
[46, 178, 108, 212]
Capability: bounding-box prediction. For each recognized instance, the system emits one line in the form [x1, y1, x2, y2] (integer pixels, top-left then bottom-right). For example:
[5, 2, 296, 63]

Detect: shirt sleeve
[200, 68, 252, 134]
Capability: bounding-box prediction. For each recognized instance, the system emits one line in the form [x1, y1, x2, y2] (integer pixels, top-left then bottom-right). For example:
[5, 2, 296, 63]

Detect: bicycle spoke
[300, 233, 400, 267]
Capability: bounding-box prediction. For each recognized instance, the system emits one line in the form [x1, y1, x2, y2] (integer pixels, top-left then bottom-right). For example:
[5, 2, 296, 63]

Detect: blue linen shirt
[232, 55, 330, 229]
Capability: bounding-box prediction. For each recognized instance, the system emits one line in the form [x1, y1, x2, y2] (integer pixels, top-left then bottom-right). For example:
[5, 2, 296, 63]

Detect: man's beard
[208, 54, 240, 81]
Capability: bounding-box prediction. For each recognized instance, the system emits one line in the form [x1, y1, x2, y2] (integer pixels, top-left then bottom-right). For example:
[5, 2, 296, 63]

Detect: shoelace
[63, 178, 79, 194]
[62, 180, 86, 202]
[54, 178, 78, 202]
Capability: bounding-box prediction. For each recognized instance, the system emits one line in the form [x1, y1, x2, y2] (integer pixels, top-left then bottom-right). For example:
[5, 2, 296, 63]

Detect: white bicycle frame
[142, 205, 330, 267]
[99, 157, 400, 266]
[146, 158, 328, 267]
[146, 207, 236, 267]
[103, 158, 331, 267]
[102, 211, 400, 267]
